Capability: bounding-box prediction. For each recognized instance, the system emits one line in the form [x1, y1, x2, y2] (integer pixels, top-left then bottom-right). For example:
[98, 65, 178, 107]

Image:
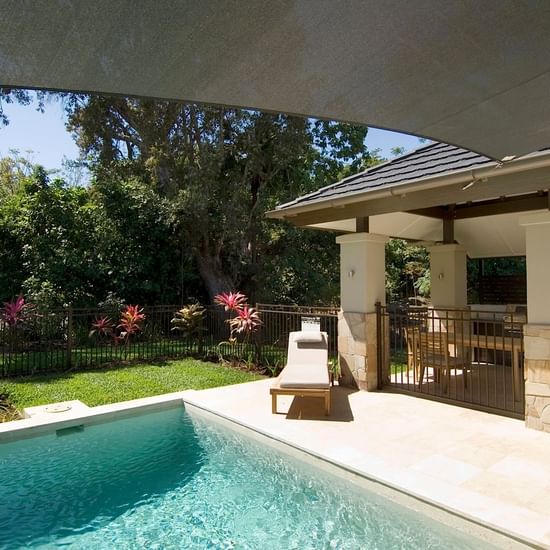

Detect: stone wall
[524, 324, 550, 432]
[338, 311, 383, 390]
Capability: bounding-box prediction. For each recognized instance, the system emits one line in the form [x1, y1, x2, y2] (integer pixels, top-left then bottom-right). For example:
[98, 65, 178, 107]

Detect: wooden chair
[405, 326, 422, 382]
[416, 330, 469, 392]
[404, 309, 428, 383]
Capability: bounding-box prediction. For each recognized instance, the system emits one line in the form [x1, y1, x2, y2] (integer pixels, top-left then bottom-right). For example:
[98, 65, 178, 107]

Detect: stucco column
[336, 233, 388, 390]
[428, 244, 467, 308]
[519, 212, 550, 432]
[427, 243, 468, 354]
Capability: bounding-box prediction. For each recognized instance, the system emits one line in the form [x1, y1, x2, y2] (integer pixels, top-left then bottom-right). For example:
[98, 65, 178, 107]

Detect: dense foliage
[0, 93, 372, 307]
[2, 91, 526, 310]
[0, 161, 186, 307]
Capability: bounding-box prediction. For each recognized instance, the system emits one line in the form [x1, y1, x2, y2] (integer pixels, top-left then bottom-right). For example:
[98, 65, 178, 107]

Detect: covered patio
[269, 142, 550, 430]
[3, 2, 550, 431]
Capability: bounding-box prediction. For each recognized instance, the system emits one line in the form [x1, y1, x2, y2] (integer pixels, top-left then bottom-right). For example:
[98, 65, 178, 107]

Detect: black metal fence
[377, 303, 525, 418]
[0, 304, 338, 378]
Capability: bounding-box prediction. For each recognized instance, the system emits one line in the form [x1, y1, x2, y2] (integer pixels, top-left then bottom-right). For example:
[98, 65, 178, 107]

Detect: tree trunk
[195, 250, 235, 303]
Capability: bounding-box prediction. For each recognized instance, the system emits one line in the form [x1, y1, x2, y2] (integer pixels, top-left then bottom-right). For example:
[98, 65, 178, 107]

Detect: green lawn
[0, 358, 263, 414]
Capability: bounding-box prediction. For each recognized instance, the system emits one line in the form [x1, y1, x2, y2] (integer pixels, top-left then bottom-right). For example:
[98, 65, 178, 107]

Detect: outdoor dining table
[436, 331, 524, 402]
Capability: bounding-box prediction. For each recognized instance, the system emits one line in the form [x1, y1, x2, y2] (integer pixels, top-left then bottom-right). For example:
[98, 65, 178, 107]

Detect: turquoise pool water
[0, 406, 494, 549]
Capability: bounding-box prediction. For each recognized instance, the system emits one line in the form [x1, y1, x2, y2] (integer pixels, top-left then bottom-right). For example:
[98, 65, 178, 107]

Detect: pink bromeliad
[118, 305, 146, 337]
[229, 305, 263, 335]
[1, 296, 30, 327]
[214, 292, 247, 312]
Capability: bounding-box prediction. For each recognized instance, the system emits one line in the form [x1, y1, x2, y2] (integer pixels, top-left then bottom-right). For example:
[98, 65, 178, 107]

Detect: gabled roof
[276, 142, 493, 211]
[269, 141, 550, 259]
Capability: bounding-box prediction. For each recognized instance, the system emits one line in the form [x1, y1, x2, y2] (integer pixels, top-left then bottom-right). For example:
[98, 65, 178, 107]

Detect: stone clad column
[336, 233, 388, 390]
[520, 213, 550, 432]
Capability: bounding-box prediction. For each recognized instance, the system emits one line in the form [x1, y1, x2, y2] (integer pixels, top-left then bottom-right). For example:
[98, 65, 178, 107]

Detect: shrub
[229, 305, 262, 336]
[1, 296, 32, 327]
[97, 292, 126, 320]
[89, 305, 145, 351]
[214, 292, 262, 342]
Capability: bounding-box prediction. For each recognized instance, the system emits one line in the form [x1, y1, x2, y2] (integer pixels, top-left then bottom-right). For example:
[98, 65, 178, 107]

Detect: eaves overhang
[267, 151, 550, 225]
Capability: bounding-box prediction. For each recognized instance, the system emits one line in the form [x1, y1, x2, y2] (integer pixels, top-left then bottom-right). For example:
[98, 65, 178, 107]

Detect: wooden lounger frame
[270, 383, 331, 416]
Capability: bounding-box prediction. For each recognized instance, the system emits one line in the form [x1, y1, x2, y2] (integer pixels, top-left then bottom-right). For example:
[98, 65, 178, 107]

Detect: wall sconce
[348, 269, 355, 278]
[438, 272, 445, 280]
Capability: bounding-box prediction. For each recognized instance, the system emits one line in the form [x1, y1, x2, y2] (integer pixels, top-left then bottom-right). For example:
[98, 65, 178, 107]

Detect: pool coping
[0, 391, 544, 549]
[0, 391, 192, 441]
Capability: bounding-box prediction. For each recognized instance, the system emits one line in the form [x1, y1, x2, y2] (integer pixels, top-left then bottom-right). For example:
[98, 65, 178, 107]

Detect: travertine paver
[184, 380, 550, 547]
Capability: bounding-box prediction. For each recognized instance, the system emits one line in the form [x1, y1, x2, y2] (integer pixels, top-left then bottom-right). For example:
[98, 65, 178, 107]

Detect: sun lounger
[270, 331, 331, 415]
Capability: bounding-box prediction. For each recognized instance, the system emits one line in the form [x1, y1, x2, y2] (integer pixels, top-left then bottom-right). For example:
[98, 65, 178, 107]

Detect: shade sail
[2, 0, 550, 159]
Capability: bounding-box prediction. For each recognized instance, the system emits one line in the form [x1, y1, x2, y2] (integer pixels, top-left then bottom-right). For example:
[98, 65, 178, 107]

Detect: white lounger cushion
[279, 362, 330, 389]
[293, 331, 324, 343]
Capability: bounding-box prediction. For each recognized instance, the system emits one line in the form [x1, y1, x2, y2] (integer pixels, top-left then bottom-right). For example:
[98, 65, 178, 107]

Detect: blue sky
[0, 99, 425, 172]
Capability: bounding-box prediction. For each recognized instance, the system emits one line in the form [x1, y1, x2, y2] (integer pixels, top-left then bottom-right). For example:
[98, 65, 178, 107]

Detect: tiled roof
[276, 142, 494, 210]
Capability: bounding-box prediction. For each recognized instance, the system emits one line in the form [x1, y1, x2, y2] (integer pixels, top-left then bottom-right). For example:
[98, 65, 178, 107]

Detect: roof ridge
[347, 149, 483, 182]
[320, 157, 493, 199]
[360, 148, 478, 177]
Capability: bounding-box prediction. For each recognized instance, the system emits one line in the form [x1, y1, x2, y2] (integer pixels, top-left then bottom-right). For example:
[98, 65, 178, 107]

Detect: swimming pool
[0, 404, 500, 549]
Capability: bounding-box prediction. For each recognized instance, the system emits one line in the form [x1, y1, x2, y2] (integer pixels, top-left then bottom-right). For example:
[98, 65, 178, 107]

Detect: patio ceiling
[312, 211, 535, 258]
[2, 1, 550, 159]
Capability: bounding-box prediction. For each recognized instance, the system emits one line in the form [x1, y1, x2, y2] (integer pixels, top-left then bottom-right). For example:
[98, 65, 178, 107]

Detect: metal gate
[376, 303, 525, 418]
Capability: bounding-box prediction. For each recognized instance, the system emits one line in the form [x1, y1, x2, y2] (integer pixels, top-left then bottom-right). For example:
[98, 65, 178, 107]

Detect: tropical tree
[64, 95, 369, 302]
[385, 239, 430, 303]
[1, 92, 372, 307]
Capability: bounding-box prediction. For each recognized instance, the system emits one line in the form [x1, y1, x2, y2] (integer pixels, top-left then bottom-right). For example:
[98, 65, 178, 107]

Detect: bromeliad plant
[214, 291, 262, 367]
[229, 305, 262, 336]
[89, 316, 114, 339]
[89, 305, 146, 354]
[117, 305, 146, 343]
[214, 292, 247, 312]
[1, 295, 35, 354]
[171, 303, 206, 352]
[1, 296, 32, 327]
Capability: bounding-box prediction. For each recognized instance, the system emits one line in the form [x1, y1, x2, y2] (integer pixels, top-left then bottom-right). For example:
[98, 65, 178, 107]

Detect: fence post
[254, 303, 262, 364]
[66, 304, 73, 369]
[375, 301, 383, 390]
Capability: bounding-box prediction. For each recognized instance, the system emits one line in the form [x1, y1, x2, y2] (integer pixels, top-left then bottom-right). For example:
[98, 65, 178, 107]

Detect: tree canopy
[3, 90, 521, 309]
[0, 92, 371, 307]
